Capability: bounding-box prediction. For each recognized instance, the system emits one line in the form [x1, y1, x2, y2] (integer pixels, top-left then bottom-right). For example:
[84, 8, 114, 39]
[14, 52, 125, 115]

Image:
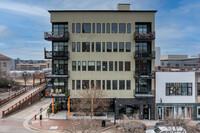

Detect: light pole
[8, 84, 11, 96]
[114, 97, 116, 125]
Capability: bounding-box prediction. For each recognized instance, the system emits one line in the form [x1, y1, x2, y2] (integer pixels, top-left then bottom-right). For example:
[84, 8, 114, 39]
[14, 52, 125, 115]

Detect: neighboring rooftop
[161, 55, 188, 60]
[0, 54, 12, 60]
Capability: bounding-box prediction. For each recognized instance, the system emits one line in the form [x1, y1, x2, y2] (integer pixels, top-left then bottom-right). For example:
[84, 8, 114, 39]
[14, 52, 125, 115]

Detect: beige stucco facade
[49, 11, 155, 98]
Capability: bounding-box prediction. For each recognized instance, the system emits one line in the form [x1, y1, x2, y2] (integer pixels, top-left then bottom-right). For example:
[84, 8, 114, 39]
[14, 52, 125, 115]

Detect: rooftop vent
[117, 3, 130, 11]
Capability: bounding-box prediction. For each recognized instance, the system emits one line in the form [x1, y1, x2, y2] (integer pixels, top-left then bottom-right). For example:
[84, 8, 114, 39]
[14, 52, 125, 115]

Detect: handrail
[134, 31, 155, 40]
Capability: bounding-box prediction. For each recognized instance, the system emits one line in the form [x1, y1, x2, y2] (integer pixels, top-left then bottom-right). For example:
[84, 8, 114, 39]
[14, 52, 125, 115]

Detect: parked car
[196, 123, 200, 132]
[155, 122, 164, 129]
[146, 126, 186, 133]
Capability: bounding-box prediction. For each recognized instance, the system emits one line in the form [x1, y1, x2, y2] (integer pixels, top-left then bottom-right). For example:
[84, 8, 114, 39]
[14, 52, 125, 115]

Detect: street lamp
[8, 84, 11, 96]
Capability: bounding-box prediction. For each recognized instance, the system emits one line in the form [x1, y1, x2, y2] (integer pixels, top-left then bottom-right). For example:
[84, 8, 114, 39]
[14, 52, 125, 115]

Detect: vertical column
[52, 98, 54, 114]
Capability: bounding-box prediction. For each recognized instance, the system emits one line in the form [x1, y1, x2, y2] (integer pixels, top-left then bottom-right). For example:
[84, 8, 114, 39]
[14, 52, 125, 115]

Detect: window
[115, 61, 117, 71]
[72, 42, 75, 52]
[127, 80, 131, 90]
[53, 60, 68, 75]
[113, 80, 117, 90]
[113, 42, 118, 52]
[102, 42, 105, 52]
[82, 42, 90, 52]
[82, 80, 89, 90]
[102, 23, 105, 33]
[72, 80, 75, 90]
[97, 23, 101, 33]
[76, 80, 80, 90]
[97, 61, 101, 71]
[197, 83, 200, 96]
[72, 61, 76, 71]
[107, 80, 111, 90]
[119, 42, 124, 52]
[135, 42, 148, 53]
[96, 80, 101, 90]
[125, 61, 131, 71]
[103, 80, 105, 90]
[119, 61, 123, 71]
[88, 61, 95, 71]
[72, 23, 75, 33]
[82, 61, 86, 71]
[109, 61, 113, 71]
[135, 23, 151, 34]
[119, 80, 125, 90]
[92, 23, 95, 33]
[76, 23, 80, 33]
[197, 107, 200, 118]
[107, 42, 112, 52]
[53, 24, 68, 35]
[92, 42, 94, 52]
[119, 23, 126, 33]
[77, 42, 80, 52]
[91, 80, 94, 89]
[78, 61, 81, 71]
[166, 83, 192, 96]
[82, 23, 91, 33]
[127, 23, 131, 33]
[103, 61, 107, 71]
[106, 23, 110, 33]
[3, 62, 7, 67]
[176, 64, 179, 67]
[126, 42, 131, 52]
[112, 23, 117, 33]
[96, 42, 101, 52]
[53, 42, 68, 52]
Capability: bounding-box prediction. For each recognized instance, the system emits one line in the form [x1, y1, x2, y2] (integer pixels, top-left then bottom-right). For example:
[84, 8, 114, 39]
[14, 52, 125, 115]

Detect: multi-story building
[156, 71, 200, 120]
[0, 54, 11, 77]
[44, 4, 156, 119]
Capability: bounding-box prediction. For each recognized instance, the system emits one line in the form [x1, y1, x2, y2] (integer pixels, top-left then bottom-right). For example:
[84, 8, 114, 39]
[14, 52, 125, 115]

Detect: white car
[146, 126, 186, 133]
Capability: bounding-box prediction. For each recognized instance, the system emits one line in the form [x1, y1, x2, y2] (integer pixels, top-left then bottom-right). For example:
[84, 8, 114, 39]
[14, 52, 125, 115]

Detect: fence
[2, 86, 46, 117]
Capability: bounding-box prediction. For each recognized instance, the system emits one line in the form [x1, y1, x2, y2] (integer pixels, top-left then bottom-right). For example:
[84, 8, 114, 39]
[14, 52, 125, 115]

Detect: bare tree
[22, 71, 29, 87]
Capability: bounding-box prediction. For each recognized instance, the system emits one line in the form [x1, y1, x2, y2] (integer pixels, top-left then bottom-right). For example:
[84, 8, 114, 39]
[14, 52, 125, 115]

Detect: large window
[113, 80, 117, 90]
[97, 61, 101, 71]
[106, 23, 110, 33]
[82, 23, 91, 33]
[107, 80, 111, 90]
[53, 24, 68, 35]
[107, 42, 112, 52]
[76, 80, 80, 90]
[82, 61, 86, 71]
[53, 60, 68, 75]
[127, 23, 131, 33]
[119, 42, 124, 52]
[82, 80, 89, 90]
[112, 23, 117, 33]
[135, 42, 148, 53]
[82, 42, 90, 52]
[109, 61, 113, 71]
[126, 42, 131, 52]
[96, 42, 101, 52]
[97, 23, 101, 33]
[127, 80, 131, 90]
[103, 61, 107, 71]
[76, 23, 81, 33]
[72, 61, 76, 71]
[53, 42, 68, 52]
[88, 61, 95, 71]
[135, 23, 151, 34]
[113, 42, 118, 52]
[72, 42, 76, 52]
[119, 23, 126, 33]
[125, 61, 131, 71]
[119, 61, 123, 71]
[77, 42, 80, 52]
[166, 83, 192, 96]
[119, 80, 125, 90]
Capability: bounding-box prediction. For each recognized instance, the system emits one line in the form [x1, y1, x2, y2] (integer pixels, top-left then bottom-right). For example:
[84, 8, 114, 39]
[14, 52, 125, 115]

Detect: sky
[0, 0, 200, 59]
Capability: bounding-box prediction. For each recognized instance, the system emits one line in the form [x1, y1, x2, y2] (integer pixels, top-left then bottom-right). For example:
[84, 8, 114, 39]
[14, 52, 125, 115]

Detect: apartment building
[44, 4, 156, 119]
[0, 54, 11, 77]
[156, 71, 200, 120]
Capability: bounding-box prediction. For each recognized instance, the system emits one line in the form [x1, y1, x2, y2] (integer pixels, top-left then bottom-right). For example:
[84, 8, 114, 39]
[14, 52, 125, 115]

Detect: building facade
[156, 72, 200, 120]
[0, 54, 11, 77]
[44, 4, 156, 119]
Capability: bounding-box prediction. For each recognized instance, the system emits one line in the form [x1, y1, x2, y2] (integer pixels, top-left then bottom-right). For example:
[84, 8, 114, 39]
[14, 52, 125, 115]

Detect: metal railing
[134, 89, 155, 97]
[134, 71, 155, 79]
[44, 31, 69, 41]
[134, 51, 155, 59]
[134, 31, 155, 40]
[44, 48, 69, 59]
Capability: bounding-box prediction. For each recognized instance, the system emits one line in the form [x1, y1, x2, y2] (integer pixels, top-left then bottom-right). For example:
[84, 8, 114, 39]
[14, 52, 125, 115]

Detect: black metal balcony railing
[134, 89, 154, 98]
[134, 51, 155, 60]
[45, 70, 70, 78]
[44, 31, 69, 41]
[134, 32, 155, 40]
[45, 88, 70, 98]
[134, 71, 155, 79]
[44, 48, 69, 60]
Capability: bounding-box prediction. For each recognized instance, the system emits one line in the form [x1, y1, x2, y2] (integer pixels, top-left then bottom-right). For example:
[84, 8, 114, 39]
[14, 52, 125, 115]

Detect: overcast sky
[0, 0, 200, 59]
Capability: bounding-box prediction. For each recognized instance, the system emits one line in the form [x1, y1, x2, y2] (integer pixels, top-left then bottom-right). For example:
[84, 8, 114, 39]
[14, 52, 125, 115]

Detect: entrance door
[143, 105, 150, 119]
[158, 107, 163, 120]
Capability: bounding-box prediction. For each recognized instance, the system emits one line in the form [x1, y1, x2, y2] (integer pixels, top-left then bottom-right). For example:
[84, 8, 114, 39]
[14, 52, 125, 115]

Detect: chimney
[117, 3, 130, 11]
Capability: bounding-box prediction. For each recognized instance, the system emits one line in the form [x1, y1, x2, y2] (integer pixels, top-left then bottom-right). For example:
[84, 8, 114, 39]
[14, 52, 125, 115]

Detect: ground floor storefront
[156, 103, 200, 120]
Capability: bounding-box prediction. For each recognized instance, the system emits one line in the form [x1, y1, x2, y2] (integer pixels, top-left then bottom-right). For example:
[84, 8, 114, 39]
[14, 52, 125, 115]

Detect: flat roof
[48, 10, 157, 13]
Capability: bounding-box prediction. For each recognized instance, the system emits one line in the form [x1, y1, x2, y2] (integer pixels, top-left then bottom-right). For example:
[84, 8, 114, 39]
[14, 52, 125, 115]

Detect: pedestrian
[35, 114, 37, 120]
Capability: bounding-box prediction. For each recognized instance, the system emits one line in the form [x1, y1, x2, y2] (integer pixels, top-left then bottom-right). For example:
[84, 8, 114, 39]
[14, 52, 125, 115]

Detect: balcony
[45, 88, 70, 98]
[44, 48, 69, 60]
[45, 71, 70, 79]
[44, 31, 69, 41]
[134, 51, 155, 60]
[134, 89, 154, 98]
[134, 71, 155, 79]
[134, 32, 155, 41]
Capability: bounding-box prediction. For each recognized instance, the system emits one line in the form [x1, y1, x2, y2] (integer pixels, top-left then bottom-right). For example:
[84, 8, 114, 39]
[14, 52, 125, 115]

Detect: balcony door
[135, 42, 151, 54]
[135, 23, 151, 34]
[135, 60, 151, 74]
[53, 60, 68, 75]
[53, 23, 68, 35]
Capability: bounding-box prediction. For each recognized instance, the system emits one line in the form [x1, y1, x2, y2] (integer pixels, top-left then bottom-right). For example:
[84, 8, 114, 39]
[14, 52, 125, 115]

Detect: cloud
[0, 25, 19, 40]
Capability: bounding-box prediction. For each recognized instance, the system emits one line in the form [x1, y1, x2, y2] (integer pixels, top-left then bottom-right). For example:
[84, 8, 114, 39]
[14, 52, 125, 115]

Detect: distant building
[155, 47, 160, 67]
[0, 54, 11, 77]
